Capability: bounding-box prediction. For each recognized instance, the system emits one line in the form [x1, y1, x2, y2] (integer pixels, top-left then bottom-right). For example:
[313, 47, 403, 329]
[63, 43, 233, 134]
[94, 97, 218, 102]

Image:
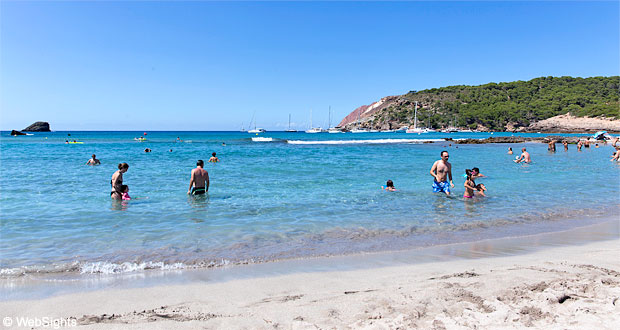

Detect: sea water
[1, 131, 618, 276]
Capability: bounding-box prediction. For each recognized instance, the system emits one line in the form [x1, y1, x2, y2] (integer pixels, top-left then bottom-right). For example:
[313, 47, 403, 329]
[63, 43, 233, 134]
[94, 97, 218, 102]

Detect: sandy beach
[2, 220, 619, 329]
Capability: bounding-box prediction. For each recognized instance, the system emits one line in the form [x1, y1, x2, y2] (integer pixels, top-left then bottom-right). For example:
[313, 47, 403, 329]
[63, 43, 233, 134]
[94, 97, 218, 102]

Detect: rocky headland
[337, 76, 619, 133]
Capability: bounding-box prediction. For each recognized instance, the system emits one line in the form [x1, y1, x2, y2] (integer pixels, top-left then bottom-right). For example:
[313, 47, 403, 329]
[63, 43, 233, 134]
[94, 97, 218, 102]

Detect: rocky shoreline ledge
[453, 136, 601, 144]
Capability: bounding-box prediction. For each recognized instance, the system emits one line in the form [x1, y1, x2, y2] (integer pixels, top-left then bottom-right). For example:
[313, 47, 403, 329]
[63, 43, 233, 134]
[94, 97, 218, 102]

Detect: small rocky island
[22, 121, 51, 132]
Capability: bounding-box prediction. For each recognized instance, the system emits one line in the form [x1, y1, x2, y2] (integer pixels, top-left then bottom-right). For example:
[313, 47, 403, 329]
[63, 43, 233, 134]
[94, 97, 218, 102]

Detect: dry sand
[527, 114, 620, 132]
[2, 231, 619, 329]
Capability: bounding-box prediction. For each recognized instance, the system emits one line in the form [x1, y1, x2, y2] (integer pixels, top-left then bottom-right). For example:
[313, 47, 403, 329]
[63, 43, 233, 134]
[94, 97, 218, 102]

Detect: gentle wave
[286, 138, 446, 145]
[252, 137, 275, 142]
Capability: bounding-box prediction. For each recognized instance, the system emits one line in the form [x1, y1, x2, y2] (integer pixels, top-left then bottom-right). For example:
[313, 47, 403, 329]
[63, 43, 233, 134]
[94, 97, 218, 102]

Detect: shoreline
[2, 219, 618, 328]
[2, 207, 616, 285]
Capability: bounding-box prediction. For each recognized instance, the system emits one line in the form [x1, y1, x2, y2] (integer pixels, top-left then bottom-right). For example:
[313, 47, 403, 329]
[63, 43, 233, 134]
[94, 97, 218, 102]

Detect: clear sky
[1, 1, 618, 131]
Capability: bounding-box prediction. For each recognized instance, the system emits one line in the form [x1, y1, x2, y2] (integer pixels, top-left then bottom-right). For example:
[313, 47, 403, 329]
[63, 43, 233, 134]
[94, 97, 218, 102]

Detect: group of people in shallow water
[384, 136, 619, 199]
[86, 150, 220, 200]
[93, 135, 619, 201]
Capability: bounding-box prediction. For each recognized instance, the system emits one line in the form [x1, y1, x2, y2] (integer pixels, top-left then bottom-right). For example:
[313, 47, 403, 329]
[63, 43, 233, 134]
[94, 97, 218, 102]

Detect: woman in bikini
[111, 163, 129, 200]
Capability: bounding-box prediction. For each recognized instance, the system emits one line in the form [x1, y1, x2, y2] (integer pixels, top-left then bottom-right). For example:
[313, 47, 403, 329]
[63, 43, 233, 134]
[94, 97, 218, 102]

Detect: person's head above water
[472, 167, 480, 174]
[197, 160, 204, 167]
[92, 154, 96, 158]
[440, 150, 449, 160]
[522, 147, 527, 152]
[118, 163, 129, 171]
[212, 152, 216, 157]
[465, 169, 473, 179]
[386, 180, 394, 188]
[120, 185, 129, 193]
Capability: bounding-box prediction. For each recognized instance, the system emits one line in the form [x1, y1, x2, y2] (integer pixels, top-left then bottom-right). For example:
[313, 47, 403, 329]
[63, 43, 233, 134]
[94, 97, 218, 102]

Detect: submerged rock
[10, 130, 27, 136]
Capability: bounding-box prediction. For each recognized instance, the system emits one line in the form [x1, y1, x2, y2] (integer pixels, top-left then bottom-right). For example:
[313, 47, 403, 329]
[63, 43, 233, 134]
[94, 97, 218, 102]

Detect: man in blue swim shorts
[430, 150, 454, 196]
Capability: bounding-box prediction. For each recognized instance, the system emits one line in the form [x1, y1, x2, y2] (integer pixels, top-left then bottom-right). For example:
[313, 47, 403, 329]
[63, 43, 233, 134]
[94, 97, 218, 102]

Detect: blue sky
[1, 1, 618, 131]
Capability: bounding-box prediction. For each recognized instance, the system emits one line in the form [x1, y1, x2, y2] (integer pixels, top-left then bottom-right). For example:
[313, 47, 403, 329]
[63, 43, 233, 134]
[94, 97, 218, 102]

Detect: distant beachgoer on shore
[430, 151, 454, 196]
[188, 160, 209, 195]
[120, 185, 131, 200]
[382, 180, 396, 191]
[111, 163, 129, 200]
[547, 140, 556, 152]
[144, 148, 152, 153]
[507, 147, 513, 155]
[562, 141, 568, 151]
[514, 148, 531, 163]
[209, 152, 219, 163]
[86, 154, 101, 165]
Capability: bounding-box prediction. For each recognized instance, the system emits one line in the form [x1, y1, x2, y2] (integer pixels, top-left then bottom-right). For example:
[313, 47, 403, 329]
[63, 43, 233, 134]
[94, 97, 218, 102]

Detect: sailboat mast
[328, 106, 331, 128]
[414, 101, 418, 130]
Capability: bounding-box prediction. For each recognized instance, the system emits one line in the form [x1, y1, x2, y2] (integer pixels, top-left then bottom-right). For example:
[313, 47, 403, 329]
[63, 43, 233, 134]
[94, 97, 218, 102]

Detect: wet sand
[1, 219, 619, 329]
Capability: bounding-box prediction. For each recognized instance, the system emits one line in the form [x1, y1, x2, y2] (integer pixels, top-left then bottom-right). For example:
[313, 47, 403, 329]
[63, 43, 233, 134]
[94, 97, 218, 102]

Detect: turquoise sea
[1, 131, 619, 277]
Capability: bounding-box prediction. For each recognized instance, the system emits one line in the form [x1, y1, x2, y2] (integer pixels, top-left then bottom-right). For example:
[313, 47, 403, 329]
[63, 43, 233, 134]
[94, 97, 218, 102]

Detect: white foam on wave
[252, 137, 274, 142]
[79, 261, 187, 274]
[286, 138, 446, 145]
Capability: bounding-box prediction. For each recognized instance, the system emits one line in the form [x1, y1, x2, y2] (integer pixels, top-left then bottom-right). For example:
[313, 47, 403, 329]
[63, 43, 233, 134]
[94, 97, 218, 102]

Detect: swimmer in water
[188, 160, 209, 195]
[471, 167, 485, 179]
[86, 154, 101, 165]
[383, 180, 396, 191]
[111, 163, 129, 200]
[209, 152, 219, 163]
[507, 147, 513, 155]
[514, 147, 531, 163]
[463, 169, 476, 199]
[120, 185, 131, 200]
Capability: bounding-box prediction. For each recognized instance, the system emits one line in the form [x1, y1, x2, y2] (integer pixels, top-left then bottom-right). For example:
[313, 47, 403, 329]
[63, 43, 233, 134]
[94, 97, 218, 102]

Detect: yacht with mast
[406, 101, 425, 133]
[247, 112, 266, 133]
[284, 114, 297, 132]
[305, 108, 325, 133]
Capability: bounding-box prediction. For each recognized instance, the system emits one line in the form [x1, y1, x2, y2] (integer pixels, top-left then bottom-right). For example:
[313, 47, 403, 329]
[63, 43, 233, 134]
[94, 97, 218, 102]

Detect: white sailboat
[305, 108, 324, 133]
[406, 102, 425, 133]
[350, 108, 368, 133]
[327, 106, 343, 133]
[284, 114, 297, 132]
[247, 112, 266, 133]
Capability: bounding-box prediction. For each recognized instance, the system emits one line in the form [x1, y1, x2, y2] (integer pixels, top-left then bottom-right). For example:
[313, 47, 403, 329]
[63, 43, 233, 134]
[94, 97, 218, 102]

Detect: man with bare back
[188, 160, 210, 195]
[514, 147, 532, 163]
[430, 151, 454, 196]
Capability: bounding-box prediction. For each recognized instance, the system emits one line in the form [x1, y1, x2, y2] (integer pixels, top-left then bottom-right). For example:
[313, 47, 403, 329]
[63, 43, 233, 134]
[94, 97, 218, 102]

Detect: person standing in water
[507, 147, 513, 155]
[188, 160, 209, 195]
[514, 147, 532, 163]
[430, 151, 454, 196]
[86, 154, 100, 165]
[111, 163, 129, 200]
[562, 140, 568, 151]
[209, 152, 219, 163]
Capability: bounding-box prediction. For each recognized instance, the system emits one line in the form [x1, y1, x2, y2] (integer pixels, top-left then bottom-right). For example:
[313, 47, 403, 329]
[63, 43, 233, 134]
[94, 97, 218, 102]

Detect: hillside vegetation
[368, 76, 619, 131]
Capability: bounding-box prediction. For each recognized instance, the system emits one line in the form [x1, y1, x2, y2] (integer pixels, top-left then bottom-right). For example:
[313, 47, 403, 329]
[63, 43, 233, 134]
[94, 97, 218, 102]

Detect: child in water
[463, 169, 486, 198]
[120, 185, 131, 200]
[383, 180, 396, 191]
